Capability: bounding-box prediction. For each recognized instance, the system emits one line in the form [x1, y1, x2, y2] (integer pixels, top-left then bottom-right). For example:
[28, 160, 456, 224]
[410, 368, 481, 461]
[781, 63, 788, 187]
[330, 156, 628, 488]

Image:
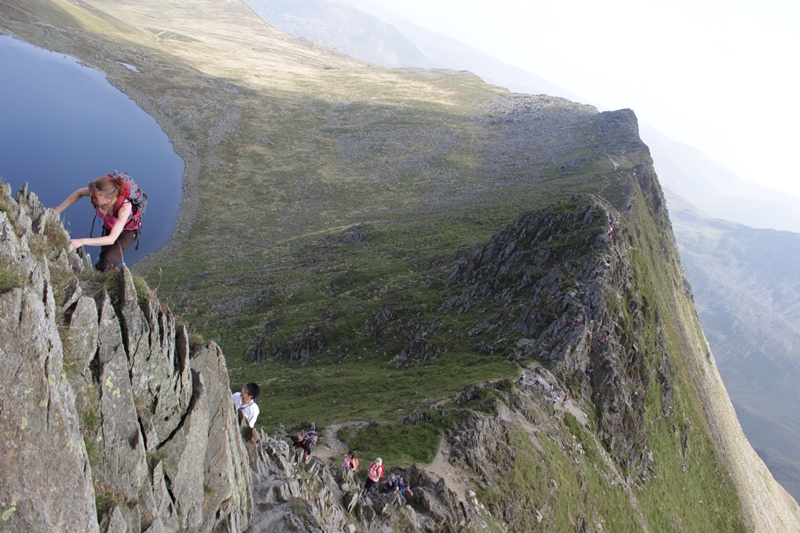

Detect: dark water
[0, 34, 184, 266]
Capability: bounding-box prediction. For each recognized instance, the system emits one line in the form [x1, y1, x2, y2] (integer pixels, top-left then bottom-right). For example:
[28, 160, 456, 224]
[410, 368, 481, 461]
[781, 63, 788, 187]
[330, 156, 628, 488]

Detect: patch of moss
[0, 263, 26, 294]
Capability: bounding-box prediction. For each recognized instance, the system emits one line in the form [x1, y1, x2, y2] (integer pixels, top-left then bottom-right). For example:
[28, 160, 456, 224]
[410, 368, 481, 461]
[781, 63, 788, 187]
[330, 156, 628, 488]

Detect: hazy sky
[344, 0, 800, 198]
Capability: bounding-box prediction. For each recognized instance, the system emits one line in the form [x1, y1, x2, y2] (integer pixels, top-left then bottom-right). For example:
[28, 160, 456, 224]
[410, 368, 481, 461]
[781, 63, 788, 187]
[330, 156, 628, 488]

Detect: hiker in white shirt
[232, 382, 261, 428]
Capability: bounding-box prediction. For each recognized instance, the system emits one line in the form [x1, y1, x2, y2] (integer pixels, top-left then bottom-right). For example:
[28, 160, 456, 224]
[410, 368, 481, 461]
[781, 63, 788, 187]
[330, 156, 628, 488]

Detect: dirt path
[426, 436, 472, 503]
[313, 421, 368, 463]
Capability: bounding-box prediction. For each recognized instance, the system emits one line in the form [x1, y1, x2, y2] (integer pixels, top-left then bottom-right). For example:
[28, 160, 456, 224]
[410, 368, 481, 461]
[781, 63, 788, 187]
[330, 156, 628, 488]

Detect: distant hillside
[247, 0, 429, 67]
[246, 0, 581, 99]
[248, 0, 800, 235]
[645, 125, 800, 234]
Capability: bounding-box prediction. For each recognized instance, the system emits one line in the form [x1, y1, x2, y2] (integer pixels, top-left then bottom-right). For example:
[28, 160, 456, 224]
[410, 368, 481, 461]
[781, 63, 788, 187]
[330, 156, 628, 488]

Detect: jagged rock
[0, 282, 99, 532]
[93, 294, 149, 502]
[118, 269, 193, 450]
[102, 506, 129, 533]
[0, 190, 252, 532]
[189, 342, 253, 531]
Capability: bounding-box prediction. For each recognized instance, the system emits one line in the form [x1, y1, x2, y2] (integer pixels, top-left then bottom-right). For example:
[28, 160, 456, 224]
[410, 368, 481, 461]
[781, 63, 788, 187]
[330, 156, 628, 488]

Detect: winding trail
[312, 421, 368, 463]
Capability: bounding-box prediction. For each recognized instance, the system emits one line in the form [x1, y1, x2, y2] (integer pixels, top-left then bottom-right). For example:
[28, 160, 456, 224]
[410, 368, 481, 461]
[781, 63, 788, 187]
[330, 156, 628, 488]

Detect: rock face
[0, 184, 252, 532]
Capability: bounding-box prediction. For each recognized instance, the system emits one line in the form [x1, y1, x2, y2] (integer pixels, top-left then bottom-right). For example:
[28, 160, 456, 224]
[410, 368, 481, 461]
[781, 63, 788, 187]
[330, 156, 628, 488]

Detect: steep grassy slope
[2, 0, 799, 531]
[668, 192, 800, 499]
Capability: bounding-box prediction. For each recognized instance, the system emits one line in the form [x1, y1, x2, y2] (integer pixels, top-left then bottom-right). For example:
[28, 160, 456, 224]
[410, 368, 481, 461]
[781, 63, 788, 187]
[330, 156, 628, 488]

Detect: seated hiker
[382, 473, 399, 493]
[232, 382, 261, 428]
[304, 423, 319, 448]
[292, 433, 314, 464]
[363, 457, 385, 495]
[55, 172, 145, 272]
[397, 476, 414, 497]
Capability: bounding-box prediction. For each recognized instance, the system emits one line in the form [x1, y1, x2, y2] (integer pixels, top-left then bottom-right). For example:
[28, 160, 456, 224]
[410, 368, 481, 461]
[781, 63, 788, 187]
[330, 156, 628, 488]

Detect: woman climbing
[55, 172, 144, 272]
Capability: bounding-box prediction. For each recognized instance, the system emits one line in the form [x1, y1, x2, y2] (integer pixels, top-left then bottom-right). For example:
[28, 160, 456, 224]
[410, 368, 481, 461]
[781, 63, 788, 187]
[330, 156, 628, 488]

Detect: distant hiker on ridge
[55, 171, 146, 272]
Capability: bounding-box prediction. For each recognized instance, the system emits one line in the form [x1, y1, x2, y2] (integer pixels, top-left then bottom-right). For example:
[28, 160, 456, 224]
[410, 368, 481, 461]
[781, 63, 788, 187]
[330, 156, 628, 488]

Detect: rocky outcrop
[248, 433, 480, 533]
[0, 184, 251, 532]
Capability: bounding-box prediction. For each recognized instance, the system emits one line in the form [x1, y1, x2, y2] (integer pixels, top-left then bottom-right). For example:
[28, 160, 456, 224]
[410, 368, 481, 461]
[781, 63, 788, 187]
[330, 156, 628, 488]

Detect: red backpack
[109, 170, 147, 229]
[90, 171, 148, 246]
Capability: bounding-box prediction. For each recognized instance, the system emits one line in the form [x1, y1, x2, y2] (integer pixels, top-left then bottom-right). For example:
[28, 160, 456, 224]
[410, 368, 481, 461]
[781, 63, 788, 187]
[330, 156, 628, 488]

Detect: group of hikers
[346, 454, 414, 498]
[229, 384, 415, 502]
[527, 374, 569, 412]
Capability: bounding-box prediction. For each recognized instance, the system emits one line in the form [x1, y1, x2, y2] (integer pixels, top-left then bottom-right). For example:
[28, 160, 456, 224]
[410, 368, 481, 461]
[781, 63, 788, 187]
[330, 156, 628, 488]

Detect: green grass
[637, 403, 746, 533]
[349, 422, 442, 466]
[0, 263, 26, 294]
[231, 352, 519, 435]
[562, 412, 607, 472]
[623, 191, 748, 531]
[476, 426, 642, 532]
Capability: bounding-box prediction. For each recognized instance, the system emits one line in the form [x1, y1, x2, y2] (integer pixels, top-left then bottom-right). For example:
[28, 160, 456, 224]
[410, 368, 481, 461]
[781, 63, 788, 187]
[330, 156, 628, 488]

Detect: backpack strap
[113, 193, 126, 216]
[113, 197, 142, 231]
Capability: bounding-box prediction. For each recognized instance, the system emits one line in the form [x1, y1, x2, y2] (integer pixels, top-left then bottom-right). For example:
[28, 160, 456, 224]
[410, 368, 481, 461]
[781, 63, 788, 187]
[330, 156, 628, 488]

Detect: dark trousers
[97, 228, 138, 272]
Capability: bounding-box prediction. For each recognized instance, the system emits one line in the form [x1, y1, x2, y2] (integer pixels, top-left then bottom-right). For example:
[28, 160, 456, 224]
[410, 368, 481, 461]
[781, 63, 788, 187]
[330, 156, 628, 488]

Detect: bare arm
[70, 202, 132, 248]
[54, 187, 91, 215]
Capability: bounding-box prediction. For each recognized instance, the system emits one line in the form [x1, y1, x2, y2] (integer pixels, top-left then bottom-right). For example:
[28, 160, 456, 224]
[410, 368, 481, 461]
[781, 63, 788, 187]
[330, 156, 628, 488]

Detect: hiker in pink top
[55, 172, 144, 271]
[363, 457, 385, 495]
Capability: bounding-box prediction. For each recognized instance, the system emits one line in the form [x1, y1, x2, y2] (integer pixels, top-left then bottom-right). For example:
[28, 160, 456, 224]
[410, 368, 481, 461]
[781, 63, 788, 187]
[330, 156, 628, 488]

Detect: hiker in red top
[55, 172, 143, 272]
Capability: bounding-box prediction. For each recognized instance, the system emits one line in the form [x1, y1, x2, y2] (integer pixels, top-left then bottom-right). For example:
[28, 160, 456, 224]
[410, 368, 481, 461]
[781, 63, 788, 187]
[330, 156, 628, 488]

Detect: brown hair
[88, 174, 124, 205]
